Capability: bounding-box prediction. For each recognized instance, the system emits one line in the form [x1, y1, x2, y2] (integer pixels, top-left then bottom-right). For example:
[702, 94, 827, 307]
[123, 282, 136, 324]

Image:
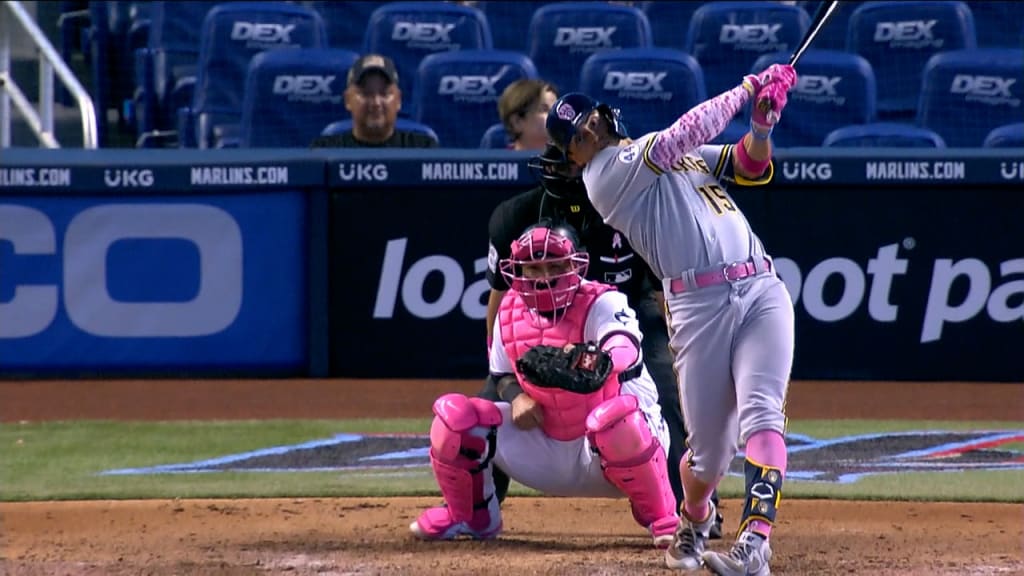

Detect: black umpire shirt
[486, 185, 658, 303]
[309, 129, 438, 149]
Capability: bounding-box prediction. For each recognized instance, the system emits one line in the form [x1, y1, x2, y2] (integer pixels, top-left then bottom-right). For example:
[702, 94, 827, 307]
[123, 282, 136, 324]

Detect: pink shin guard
[429, 394, 502, 523]
[586, 396, 677, 529]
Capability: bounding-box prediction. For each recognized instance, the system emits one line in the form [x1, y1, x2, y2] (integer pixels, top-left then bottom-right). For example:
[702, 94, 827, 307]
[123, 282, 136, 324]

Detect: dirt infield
[1, 378, 1022, 575]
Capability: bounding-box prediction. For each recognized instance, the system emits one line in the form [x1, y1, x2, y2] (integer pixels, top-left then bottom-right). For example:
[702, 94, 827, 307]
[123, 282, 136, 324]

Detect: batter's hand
[742, 64, 797, 97]
[511, 393, 544, 430]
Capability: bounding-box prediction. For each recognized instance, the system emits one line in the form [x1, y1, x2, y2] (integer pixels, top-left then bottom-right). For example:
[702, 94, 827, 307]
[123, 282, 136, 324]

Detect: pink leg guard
[586, 395, 678, 545]
[429, 393, 503, 523]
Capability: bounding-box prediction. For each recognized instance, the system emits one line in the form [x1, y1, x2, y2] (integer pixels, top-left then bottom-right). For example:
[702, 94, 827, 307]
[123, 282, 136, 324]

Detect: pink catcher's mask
[500, 224, 589, 321]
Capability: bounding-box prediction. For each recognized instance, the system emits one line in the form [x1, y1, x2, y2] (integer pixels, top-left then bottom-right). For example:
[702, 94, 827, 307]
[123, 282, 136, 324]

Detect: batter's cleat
[702, 530, 772, 576]
[650, 516, 679, 549]
[409, 504, 502, 541]
[664, 501, 717, 571]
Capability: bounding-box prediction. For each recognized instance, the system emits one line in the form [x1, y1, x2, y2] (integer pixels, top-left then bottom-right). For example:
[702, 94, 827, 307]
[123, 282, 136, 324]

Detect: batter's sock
[739, 429, 787, 539]
[680, 452, 717, 522]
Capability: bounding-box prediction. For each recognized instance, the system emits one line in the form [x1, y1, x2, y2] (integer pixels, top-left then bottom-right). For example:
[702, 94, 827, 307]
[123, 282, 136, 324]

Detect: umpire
[480, 143, 723, 539]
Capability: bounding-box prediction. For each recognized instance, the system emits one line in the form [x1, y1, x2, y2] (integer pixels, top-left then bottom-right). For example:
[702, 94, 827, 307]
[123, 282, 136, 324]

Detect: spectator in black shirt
[310, 54, 437, 149]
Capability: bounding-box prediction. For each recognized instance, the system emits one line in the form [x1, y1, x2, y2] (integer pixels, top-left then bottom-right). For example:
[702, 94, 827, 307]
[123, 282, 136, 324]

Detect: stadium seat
[710, 119, 751, 146]
[822, 123, 946, 147]
[965, 1, 1024, 48]
[475, 1, 551, 53]
[480, 122, 510, 148]
[982, 122, 1024, 148]
[578, 48, 707, 138]
[795, 1, 855, 51]
[685, 2, 810, 97]
[639, 1, 706, 51]
[918, 48, 1024, 147]
[528, 2, 652, 95]
[363, 2, 492, 110]
[238, 48, 359, 148]
[847, 1, 976, 119]
[304, 1, 380, 52]
[750, 49, 876, 148]
[320, 118, 441, 146]
[413, 50, 538, 148]
[131, 1, 219, 138]
[179, 2, 327, 149]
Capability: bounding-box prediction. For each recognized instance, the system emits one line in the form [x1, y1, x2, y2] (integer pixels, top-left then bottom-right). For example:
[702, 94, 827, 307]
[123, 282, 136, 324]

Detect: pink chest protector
[499, 283, 621, 441]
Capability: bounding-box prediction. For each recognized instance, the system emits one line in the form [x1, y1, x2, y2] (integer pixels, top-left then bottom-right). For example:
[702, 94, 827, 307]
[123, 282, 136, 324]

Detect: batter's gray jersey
[583, 135, 771, 280]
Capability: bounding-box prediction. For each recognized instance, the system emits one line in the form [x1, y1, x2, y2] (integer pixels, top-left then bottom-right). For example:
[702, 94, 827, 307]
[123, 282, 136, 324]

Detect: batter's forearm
[648, 84, 752, 172]
[734, 132, 773, 180]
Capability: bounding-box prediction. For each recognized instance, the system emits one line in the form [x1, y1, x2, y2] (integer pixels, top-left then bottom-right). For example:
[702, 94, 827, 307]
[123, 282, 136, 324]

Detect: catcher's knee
[585, 395, 655, 464]
[430, 393, 502, 466]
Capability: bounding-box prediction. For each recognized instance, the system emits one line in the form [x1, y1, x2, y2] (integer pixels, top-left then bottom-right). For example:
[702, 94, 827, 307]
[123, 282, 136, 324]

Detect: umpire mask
[528, 143, 588, 202]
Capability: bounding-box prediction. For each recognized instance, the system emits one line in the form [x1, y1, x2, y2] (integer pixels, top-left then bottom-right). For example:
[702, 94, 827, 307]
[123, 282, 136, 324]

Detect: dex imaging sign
[0, 204, 241, 338]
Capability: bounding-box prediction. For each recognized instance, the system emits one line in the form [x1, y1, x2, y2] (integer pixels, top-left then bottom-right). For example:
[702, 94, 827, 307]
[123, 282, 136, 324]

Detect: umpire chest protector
[499, 282, 619, 441]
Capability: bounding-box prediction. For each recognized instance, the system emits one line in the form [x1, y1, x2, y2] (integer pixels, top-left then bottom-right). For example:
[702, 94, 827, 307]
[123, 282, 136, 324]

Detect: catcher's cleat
[650, 516, 679, 549]
[702, 530, 772, 576]
[664, 500, 717, 571]
[409, 504, 502, 541]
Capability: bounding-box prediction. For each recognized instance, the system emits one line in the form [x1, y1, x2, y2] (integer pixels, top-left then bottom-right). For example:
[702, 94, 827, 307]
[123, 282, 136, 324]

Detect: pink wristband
[734, 137, 770, 176]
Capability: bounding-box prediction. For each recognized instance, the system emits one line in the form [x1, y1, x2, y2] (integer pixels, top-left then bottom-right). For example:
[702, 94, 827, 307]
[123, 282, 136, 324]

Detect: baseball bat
[789, 1, 841, 66]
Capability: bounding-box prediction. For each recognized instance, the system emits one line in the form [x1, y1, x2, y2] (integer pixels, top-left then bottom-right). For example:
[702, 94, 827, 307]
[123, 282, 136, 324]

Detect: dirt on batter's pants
[478, 293, 719, 513]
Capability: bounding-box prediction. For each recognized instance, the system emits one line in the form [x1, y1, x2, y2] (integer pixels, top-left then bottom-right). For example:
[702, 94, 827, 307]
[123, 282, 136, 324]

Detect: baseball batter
[480, 143, 724, 539]
[545, 64, 798, 575]
[411, 224, 679, 551]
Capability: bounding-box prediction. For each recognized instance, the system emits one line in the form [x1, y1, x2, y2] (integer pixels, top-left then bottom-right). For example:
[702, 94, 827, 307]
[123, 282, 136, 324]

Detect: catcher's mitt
[516, 342, 613, 394]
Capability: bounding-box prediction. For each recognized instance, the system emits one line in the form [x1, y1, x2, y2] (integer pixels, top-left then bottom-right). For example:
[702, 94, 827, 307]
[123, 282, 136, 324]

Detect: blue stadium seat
[918, 48, 1024, 147]
[475, 1, 551, 53]
[413, 50, 538, 148]
[847, 1, 976, 119]
[822, 123, 946, 147]
[795, 1, 855, 51]
[982, 122, 1024, 148]
[238, 48, 359, 148]
[965, 1, 1024, 48]
[180, 2, 327, 149]
[364, 2, 492, 107]
[710, 119, 751, 146]
[685, 2, 810, 97]
[479, 122, 510, 148]
[578, 48, 707, 138]
[640, 1, 706, 51]
[131, 1, 218, 137]
[750, 50, 876, 148]
[528, 2, 652, 95]
[304, 1, 380, 52]
[320, 118, 440, 146]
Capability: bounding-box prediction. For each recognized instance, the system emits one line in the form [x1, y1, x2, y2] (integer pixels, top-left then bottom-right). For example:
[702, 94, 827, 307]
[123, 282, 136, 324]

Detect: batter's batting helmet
[545, 92, 627, 159]
[527, 143, 587, 201]
[500, 222, 589, 319]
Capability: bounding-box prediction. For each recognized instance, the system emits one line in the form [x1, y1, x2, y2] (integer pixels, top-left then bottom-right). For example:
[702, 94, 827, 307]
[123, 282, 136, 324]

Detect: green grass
[1, 418, 1021, 502]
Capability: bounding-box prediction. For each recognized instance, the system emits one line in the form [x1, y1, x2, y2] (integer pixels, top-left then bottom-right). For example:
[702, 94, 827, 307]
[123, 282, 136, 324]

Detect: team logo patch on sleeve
[618, 144, 639, 164]
[487, 242, 498, 273]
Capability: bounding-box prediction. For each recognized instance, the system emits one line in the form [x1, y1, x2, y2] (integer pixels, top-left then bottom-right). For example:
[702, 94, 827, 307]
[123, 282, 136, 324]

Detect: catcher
[410, 223, 679, 549]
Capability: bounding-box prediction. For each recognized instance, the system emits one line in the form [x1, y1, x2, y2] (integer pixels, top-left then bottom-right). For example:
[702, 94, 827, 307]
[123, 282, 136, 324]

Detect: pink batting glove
[752, 81, 792, 130]
[742, 63, 798, 96]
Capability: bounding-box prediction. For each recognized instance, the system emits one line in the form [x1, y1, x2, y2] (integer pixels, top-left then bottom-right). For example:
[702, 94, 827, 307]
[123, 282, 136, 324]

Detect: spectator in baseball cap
[498, 79, 559, 151]
[310, 53, 437, 148]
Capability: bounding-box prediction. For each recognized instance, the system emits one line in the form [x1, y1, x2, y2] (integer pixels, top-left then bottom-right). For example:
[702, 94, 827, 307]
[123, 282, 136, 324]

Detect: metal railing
[0, 0, 97, 148]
